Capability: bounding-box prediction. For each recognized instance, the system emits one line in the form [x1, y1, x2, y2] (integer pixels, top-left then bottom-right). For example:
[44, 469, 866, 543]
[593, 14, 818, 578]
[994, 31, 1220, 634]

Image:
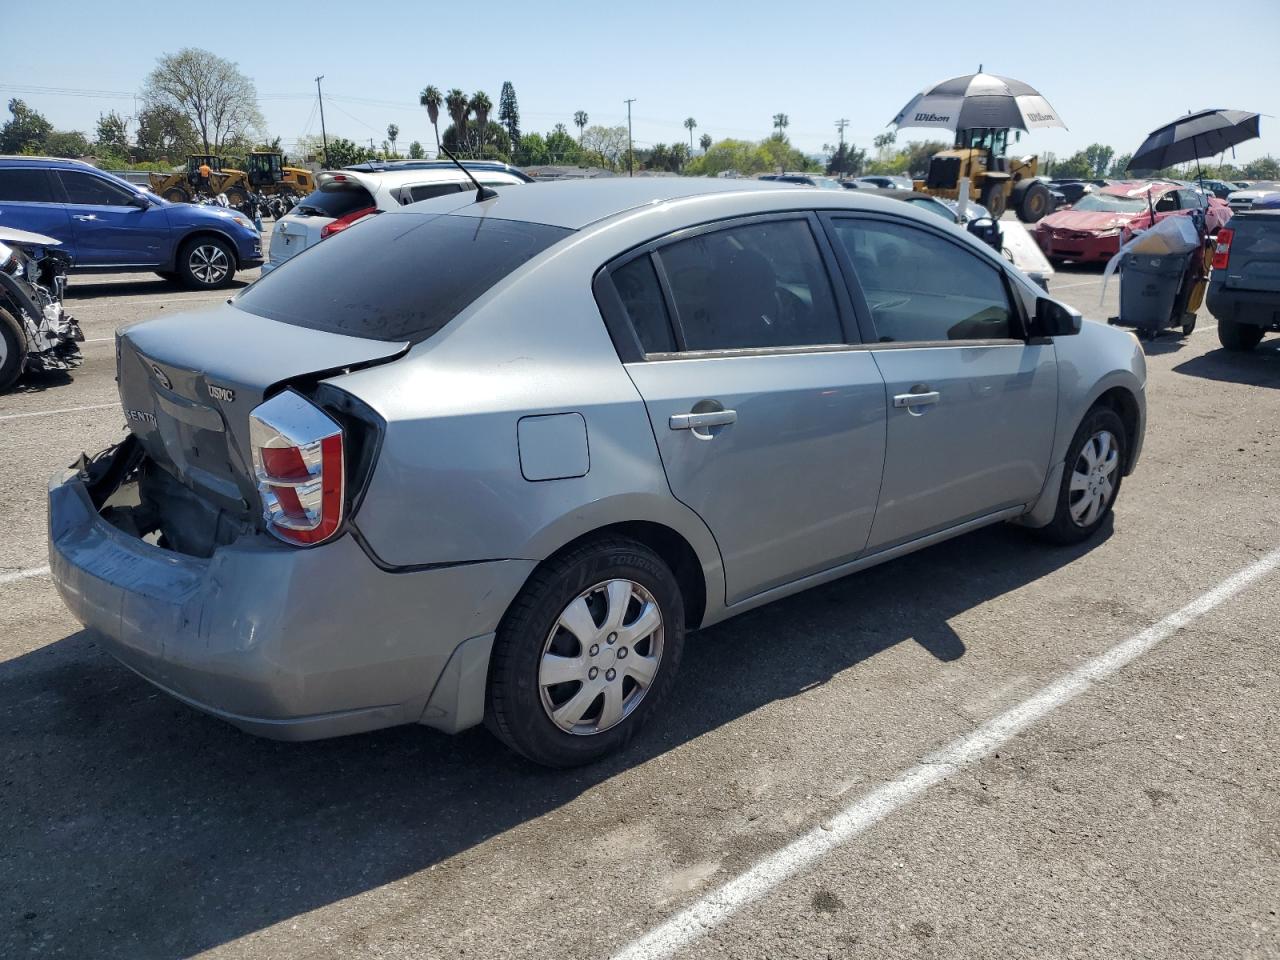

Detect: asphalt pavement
[1, 231, 1277, 960]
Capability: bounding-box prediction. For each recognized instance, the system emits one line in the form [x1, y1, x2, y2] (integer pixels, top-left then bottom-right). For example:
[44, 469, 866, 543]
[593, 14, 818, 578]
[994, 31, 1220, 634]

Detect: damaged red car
[1034, 182, 1232, 263]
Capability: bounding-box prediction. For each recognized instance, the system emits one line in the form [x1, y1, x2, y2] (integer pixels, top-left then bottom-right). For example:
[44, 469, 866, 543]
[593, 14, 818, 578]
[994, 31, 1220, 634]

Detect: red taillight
[320, 205, 377, 240]
[1212, 228, 1234, 270]
[249, 391, 345, 546]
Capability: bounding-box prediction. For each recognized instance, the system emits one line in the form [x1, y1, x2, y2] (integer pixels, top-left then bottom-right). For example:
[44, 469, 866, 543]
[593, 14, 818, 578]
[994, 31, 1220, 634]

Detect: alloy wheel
[189, 244, 230, 285]
[538, 579, 664, 736]
[1069, 429, 1120, 527]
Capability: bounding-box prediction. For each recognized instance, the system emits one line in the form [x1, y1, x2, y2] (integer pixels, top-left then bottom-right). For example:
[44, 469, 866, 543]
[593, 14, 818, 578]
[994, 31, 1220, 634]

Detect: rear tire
[981, 182, 1008, 218]
[1037, 406, 1127, 545]
[1017, 181, 1052, 223]
[487, 537, 685, 767]
[1217, 316, 1264, 352]
[0, 304, 27, 392]
[176, 236, 236, 289]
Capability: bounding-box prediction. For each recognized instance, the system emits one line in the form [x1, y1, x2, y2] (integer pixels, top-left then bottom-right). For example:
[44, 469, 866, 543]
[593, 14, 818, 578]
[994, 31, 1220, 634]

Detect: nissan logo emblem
[151, 364, 172, 391]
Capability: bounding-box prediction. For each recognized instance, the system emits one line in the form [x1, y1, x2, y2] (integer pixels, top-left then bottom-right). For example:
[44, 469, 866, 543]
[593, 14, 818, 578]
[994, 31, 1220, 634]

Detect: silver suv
[49, 179, 1146, 767]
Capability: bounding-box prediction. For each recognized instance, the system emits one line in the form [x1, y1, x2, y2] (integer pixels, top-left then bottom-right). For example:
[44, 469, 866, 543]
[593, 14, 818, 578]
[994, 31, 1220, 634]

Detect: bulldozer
[148, 153, 315, 208]
[914, 128, 1053, 223]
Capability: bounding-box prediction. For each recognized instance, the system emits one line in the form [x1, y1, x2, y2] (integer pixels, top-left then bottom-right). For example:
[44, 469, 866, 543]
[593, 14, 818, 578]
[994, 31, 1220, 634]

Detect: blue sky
[6, 0, 1279, 164]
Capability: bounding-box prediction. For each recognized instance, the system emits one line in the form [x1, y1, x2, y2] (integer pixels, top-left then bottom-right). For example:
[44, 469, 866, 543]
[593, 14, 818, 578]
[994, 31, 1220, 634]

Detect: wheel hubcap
[538, 579, 664, 736]
[189, 245, 229, 284]
[1069, 429, 1120, 527]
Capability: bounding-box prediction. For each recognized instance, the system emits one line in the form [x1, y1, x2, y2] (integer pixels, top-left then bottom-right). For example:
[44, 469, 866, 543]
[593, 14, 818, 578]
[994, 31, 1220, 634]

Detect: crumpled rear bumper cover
[47, 461, 534, 740]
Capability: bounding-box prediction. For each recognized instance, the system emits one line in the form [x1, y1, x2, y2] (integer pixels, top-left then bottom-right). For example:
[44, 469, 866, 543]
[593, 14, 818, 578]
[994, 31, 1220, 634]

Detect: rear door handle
[669, 409, 737, 430]
[893, 390, 941, 408]
[73, 214, 98, 222]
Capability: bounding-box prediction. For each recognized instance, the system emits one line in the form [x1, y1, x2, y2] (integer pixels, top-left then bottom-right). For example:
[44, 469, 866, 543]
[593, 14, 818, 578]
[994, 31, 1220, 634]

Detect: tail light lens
[249, 390, 344, 546]
[1212, 228, 1234, 270]
[320, 205, 377, 240]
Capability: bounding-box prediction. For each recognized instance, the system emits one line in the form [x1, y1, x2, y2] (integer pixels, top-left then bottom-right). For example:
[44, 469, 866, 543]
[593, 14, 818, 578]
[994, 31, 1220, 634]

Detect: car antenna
[438, 146, 497, 202]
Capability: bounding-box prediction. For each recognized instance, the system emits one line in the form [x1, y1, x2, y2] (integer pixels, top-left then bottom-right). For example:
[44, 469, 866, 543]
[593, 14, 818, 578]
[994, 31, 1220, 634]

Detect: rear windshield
[234, 212, 572, 343]
[294, 184, 376, 218]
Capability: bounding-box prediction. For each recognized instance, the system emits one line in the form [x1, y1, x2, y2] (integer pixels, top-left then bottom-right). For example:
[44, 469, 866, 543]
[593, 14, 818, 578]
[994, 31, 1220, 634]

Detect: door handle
[893, 390, 941, 408]
[72, 214, 98, 221]
[670, 409, 737, 430]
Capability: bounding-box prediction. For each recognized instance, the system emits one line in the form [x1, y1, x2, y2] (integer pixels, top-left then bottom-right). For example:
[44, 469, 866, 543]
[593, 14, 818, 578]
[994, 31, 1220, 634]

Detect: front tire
[1217, 316, 1265, 352]
[1038, 406, 1126, 545]
[981, 182, 1008, 218]
[176, 236, 236, 289]
[0, 305, 27, 392]
[487, 537, 685, 767]
[1017, 181, 1052, 223]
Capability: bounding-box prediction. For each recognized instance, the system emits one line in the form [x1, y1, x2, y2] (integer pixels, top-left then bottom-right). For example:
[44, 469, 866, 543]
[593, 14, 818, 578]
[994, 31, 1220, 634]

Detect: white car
[262, 161, 532, 275]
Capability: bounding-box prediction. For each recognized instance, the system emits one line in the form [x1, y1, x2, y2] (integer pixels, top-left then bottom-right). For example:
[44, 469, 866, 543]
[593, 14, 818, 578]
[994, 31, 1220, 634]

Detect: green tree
[1051, 151, 1094, 179]
[772, 113, 789, 137]
[683, 117, 697, 151]
[133, 103, 199, 162]
[573, 110, 588, 146]
[95, 110, 131, 157]
[386, 123, 399, 157]
[322, 137, 374, 168]
[0, 99, 52, 154]
[419, 85, 443, 154]
[45, 131, 91, 159]
[1109, 153, 1132, 177]
[442, 121, 510, 161]
[515, 132, 549, 166]
[872, 130, 897, 162]
[142, 48, 263, 153]
[685, 138, 764, 177]
[470, 91, 493, 152]
[699, 132, 712, 154]
[408, 140, 425, 159]
[826, 141, 866, 177]
[544, 126, 580, 164]
[445, 88, 470, 153]
[498, 82, 520, 149]
[580, 124, 628, 170]
[1083, 143, 1115, 178]
[1243, 155, 1280, 180]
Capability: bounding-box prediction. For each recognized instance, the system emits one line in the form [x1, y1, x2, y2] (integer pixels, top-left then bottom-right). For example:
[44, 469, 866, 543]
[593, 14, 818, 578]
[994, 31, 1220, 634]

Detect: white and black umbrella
[1129, 109, 1260, 172]
[891, 69, 1066, 133]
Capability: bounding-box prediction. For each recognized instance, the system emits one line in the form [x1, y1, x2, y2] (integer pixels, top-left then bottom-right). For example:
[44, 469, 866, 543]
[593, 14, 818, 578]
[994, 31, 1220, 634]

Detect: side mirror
[129, 194, 152, 210]
[1031, 296, 1082, 338]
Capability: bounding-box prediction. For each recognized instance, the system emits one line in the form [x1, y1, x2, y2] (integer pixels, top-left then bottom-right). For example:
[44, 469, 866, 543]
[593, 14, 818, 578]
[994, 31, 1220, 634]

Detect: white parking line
[0, 403, 117, 422]
[612, 546, 1280, 960]
[0, 565, 50, 587]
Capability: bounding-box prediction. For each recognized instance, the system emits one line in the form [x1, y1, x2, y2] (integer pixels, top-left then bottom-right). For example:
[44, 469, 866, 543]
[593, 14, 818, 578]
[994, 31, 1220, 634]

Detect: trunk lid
[117, 302, 406, 516]
[268, 211, 328, 269]
[1219, 212, 1280, 293]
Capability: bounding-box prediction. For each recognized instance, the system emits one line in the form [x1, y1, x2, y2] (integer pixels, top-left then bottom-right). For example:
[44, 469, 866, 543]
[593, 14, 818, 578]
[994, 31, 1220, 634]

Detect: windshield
[1073, 193, 1149, 213]
[235, 212, 572, 343]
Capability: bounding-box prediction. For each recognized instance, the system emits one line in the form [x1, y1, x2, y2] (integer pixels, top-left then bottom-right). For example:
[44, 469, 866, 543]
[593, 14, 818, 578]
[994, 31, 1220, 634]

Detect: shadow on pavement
[0, 521, 1106, 958]
[1172, 340, 1280, 388]
[66, 278, 251, 299]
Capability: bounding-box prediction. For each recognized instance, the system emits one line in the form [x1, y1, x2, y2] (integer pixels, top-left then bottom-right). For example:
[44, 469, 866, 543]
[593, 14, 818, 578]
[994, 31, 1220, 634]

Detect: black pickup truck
[1206, 210, 1280, 351]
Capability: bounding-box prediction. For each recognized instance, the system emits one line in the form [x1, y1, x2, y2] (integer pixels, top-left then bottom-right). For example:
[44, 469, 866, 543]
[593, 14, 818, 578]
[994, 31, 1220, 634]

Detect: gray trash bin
[1119, 252, 1189, 334]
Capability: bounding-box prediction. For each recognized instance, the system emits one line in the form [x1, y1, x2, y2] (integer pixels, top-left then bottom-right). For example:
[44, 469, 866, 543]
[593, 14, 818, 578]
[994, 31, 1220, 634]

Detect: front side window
[831, 218, 1015, 343]
[656, 219, 842, 351]
[0, 168, 57, 202]
[56, 170, 136, 206]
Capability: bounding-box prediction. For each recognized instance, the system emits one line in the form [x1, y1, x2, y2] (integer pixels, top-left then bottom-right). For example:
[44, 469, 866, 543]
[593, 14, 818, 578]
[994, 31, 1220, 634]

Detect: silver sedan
[49, 178, 1146, 767]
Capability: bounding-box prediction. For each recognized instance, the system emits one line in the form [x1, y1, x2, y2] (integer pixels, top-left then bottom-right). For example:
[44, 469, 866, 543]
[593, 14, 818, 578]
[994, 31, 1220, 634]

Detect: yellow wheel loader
[913, 128, 1053, 223]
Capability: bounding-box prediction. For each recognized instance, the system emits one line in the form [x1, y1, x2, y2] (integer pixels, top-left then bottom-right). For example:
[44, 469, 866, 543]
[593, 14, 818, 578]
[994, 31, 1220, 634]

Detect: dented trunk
[116, 302, 406, 522]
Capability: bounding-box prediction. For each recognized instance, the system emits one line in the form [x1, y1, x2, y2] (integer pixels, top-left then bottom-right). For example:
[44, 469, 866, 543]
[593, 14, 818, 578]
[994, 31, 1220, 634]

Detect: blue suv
[0, 157, 262, 289]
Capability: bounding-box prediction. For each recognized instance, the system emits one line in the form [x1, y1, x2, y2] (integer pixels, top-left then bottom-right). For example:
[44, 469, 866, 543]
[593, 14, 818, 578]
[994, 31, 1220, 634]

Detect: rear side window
[657, 219, 842, 351]
[235, 212, 572, 343]
[611, 256, 676, 354]
[295, 184, 376, 218]
[56, 170, 136, 206]
[0, 167, 57, 202]
[396, 182, 465, 204]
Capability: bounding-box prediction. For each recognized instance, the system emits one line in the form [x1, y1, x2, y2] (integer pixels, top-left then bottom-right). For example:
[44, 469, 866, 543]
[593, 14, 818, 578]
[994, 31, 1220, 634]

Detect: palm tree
[445, 88, 470, 154]
[419, 86, 443, 154]
[386, 123, 399, 158]
[573, 110, 588, 146]
[470, 91, 493, 154]
[683, 117, 697, 151]
[772, 113, 789, 137]
[699, 132, 712, 154]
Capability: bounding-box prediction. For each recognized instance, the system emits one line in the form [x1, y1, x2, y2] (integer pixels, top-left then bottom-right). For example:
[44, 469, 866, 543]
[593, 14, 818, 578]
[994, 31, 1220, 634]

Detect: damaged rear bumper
[47, 448, 534, 740]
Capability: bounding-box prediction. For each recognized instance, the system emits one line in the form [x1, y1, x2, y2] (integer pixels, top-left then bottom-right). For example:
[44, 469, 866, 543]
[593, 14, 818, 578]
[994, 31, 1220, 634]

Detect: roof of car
[0, 155, 96, 167]
[398, 176, 806, 229]
[319, 166, 529, 191]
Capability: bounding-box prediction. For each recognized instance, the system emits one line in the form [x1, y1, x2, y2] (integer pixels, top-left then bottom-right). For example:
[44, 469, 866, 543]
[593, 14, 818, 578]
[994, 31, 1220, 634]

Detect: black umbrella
[1129, 109, 1260, 173]
[890, 69, 1066, 133]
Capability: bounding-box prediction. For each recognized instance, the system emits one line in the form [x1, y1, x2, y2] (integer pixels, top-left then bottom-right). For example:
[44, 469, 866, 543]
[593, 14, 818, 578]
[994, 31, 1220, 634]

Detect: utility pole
[835, 118, 849, 177]
[315, 75, 329, 167]
[624, 98, 636, 177]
